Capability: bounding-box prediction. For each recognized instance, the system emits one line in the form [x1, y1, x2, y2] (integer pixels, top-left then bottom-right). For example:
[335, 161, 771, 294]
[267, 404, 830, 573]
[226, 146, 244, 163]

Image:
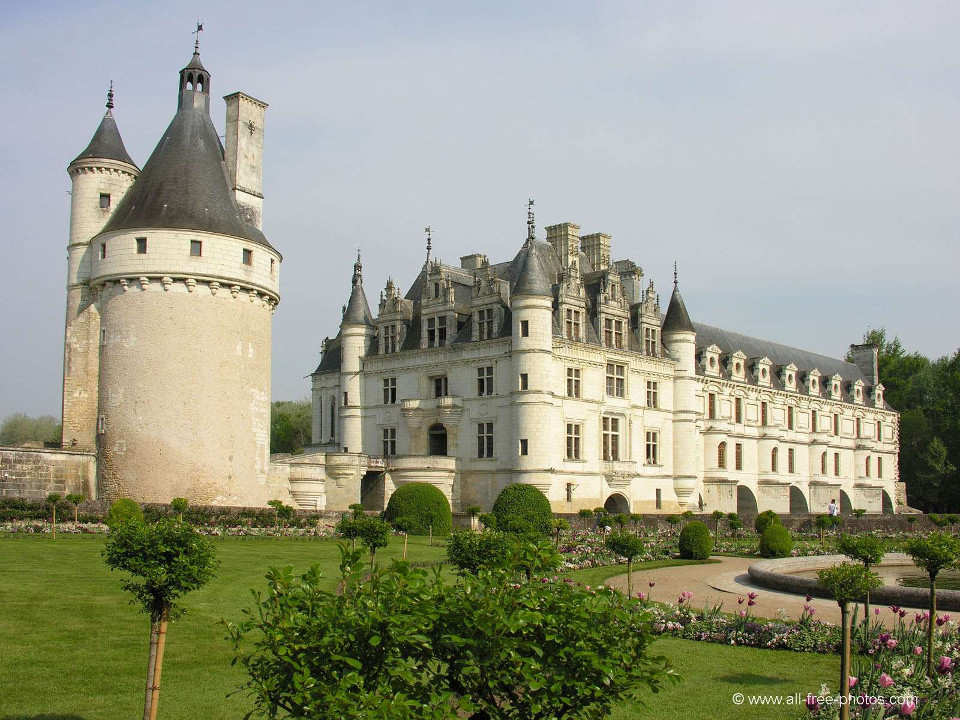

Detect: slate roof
[98, 54, 274, 250]
[510, 240, 557, 297]
[342, 282, 375, 326]
[71, 110, 138, 168]
[662, 285, 695, 334]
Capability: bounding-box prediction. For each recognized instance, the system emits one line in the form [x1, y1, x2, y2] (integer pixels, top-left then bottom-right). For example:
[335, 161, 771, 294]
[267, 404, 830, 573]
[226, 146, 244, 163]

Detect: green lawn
[0, 534, 833, 719]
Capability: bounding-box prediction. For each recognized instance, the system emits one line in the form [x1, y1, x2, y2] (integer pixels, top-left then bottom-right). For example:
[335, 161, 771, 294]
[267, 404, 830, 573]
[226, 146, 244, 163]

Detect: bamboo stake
[403, 532, 408, 560]
[840, 604, 851, 720]
[149, 606, 170, 720]
[143, 615, 159, 720]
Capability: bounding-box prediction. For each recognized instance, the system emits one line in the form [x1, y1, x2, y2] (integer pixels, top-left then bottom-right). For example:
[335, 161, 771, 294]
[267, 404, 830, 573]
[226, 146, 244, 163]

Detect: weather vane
[673, 261, 678, 287]
[425, 226, 432, 265]
[527, 199, 535, 242]
[106, 80, 114, 110]
[193, 21, 204, 52]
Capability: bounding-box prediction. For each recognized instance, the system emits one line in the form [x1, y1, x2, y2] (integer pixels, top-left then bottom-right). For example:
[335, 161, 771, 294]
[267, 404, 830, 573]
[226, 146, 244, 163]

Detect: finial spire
[526, 199, 536, 243]
[106, 81, 114, 110]
[353, 249, 363, 285]
[673, 261, 678, 288]
[424, 226, 432, 266]
[192, 21, 204, 53]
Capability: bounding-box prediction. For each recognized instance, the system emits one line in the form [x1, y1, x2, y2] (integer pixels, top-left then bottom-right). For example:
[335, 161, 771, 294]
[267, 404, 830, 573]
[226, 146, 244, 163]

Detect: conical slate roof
[662, 283, 695, 334]
[342, 254, 374, 326]
[510, 239, 556, 297]
[99, 54, 272, 249]
[71, 109, 138, 168]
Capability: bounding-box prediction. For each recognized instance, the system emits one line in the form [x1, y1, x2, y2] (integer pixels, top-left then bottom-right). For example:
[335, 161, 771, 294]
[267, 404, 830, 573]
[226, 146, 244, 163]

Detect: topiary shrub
[678, 521, 714, 560]
[491, 483, 553, 535]
[754, 509, 781, 536]
[384, 483, 452, 536]
[759, 523, 793, 558]
[105, 498, 144, 529]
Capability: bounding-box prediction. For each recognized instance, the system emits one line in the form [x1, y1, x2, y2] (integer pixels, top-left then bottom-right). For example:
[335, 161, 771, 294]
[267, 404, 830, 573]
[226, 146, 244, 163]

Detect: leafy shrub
[678, 521, 714, 560]
[384, 483, 452, 536]
[447, 530, 512, 574]
[837, 533, 885, 567]
[105, 499, 144, 529]
[491, 483, 552, 535]
[754, 509, 781, 535]
[759, 523, 793, 558]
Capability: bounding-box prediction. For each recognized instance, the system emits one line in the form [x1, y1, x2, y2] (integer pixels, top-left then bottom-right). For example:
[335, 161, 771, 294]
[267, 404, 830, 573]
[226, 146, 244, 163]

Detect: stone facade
[305, 221, 900, 516]
[0, 447, 96, 500]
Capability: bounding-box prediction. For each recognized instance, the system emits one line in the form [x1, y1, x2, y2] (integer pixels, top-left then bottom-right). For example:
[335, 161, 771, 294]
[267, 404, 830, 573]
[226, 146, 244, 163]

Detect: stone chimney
[224, 92, 268, 229]
[580, 232, 611, 272]
[849, 343, 879, 386]
[545, 222, 580, 269]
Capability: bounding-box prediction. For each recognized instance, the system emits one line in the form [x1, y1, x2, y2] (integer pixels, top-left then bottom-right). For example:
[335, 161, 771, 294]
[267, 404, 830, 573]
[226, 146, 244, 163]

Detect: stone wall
[0, 447, 96, 500]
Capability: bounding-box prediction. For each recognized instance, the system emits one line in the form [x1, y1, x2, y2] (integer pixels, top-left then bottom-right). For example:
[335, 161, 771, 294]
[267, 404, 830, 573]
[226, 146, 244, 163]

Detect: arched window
[771, 447, 779, 473]
[821, 451, 827, 475]
[717, 442, 727, 469]
[329, 397, 336, 440]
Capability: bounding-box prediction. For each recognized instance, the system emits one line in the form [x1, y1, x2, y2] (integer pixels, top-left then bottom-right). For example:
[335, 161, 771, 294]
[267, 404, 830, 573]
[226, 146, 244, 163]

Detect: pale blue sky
[1, 1, 958, 419]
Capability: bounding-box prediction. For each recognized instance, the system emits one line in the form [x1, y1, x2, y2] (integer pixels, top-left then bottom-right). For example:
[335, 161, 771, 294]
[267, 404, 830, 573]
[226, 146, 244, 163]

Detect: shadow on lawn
[715, 673, 789, 686]
[1, 716, 90, 720]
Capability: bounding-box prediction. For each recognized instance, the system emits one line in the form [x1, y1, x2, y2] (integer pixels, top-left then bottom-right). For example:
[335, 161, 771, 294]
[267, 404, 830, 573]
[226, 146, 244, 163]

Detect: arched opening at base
[428, 423, 447, 456]
[604, 493, 630, 515]
[789, 485, 809, 515]
[360, 472, 384, 511]
[737, 485, 758, 516]
[882, 490, 895, 515]
[840, 490, 853, 516]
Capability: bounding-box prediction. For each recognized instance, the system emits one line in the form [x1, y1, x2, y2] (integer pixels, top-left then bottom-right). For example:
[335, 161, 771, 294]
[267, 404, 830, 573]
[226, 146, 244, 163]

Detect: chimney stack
[224, 92, 268, 229]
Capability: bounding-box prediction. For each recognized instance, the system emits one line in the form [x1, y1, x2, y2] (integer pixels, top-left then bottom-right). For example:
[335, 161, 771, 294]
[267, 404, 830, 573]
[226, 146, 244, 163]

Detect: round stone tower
[338, 252, 375, 453]
[63, 85, 140, 451]
[88, 49, 281, 505]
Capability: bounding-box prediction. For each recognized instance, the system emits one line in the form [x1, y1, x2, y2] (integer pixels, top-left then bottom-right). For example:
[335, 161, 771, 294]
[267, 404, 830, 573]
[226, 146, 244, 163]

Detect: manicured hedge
[384, 482, 452, 536]
[754, 509, 781, 535]
[759, 523, 794, 558]
[678, 520, 714, 560]
[491, 484, 552, 535]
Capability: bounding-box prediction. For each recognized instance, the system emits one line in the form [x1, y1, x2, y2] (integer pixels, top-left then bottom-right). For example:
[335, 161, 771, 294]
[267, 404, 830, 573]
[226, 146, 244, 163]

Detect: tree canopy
[0, 413, 61, 446]
[270, 400, 311, 455]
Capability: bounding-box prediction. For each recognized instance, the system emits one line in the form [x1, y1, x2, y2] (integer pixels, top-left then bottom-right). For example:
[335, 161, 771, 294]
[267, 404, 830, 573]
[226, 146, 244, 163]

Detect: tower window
[433, 375, 448, 398]
[243, 248, 253, 266]
[812, 409, 819, 432]
[270, 258, 276, 275]
[834, 452, 840, 476]
[519, 373, 529, 391]
[99, 193, 111, 209]
[707, 393, 717, 419]
[760, 401, 768, 426]
[655, 488, 662, 510]
[136, 237, 147, 254]
[190, 240, 202, 257]
[99, 243, 106, 259]
[520, 320, 529, 337]
[519, 438, 529, 456]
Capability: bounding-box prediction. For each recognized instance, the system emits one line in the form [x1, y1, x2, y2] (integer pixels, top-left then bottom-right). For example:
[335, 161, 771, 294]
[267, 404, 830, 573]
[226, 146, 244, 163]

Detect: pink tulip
[901, 699, 916, 715]
[738, 609, 746, 618]
[738, 597, 745, 605]
[887, 639, 898, 650]
[637, 592, 647, 601]
[849, 676, 858, 688]
[879, 673, 894, 688]
[875, 607, 881, 615]
[914, 646, 924, 656]
[938, 656, 954, 674]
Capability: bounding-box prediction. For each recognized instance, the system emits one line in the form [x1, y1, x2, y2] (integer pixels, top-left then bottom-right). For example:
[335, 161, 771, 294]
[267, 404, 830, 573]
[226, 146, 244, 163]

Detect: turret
[661, 268, 699, 509]
[62, 84, 139, 450]
[339, 251, 375, 453]
[510, 202, 558, 496]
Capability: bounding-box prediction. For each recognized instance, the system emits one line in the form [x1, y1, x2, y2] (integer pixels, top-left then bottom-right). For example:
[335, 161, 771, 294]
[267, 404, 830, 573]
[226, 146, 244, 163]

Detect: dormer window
[781, 363, 798, 392]
[728, 351, 747, 382]
[754, 357, 772, 387]
[426, 316, 447, 348]
[433, 282, 441, 299]
[703, 345, 722, 377]
[830, 374, 843, 401]
[477, 308, 496, 340]
[852, 380, 864, 405]
[643, 326, 659, 356]
[382, 324, 398, 353]
[874, 383, 885, 408]
[603, 318, 625, 349]
[565, 308, 583, 342]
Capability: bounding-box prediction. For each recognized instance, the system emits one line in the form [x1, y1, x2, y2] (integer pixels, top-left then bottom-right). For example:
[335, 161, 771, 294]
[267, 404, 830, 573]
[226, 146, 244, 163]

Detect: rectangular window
[433, 376, 448, 398]
[866, 456, 871, 477]
[136, 237, 147, 254]
[788, 448, 795, 473]
[382, 427, 397, 456]
[604, 318, 613, 347]
[760, 402, 768, 426]
[477, 308, 495, 340]
[566, 368, 582, 398]
[877, 421, 882, 442]
[655, 488, 662, 510]
[646, 380, 659, 409]
[477, 422, 494, 458]
[520, 320, 529, 337]
[878, 456, 883, 478]
[242, 248, 253, 266]
[786, 406, 794, 430]
[477, 366, 494, 396]
[564, 308, 582, 341]
[605, 363, 625, 398]
[190, 240, 202, 257]
[343, 392, 349, 406]
[565, 423, 582, 460]
[382, 377, 397, 404]
[270, 258, 276, 275]
[519, 373, 529, 391]
[99, 243, 106, 259]
[735, 442, 743, 470]
[426, 316, 447, 348]
[602, 416, 620, 461]
[644, 327, 659, 356]
[812, 409, 819, 432]
[856, 417, 862, 438]
[383, 324, 397, 353]
[645, 430, 659, 465]
[707, 393, 717, 420]
[834, 452, 840, 476]
[603, 318, 625, 348]
[566, 483, 574, 503]
[519, 438, 529, 456]
[99, 193, 110, 209]
[735, 397, 743, 423]
[833, 414, 840, 436]
[614, 319, 624, 349]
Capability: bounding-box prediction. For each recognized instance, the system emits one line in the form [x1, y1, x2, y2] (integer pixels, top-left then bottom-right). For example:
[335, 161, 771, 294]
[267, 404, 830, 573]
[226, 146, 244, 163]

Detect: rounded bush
[678, 521, 715, 560]
[754, 509, 781, 535]
[759, 523, 794, 558]
[491, 483, 552, 535]
[384, 483, 452, 536]
[105, 498, 144, 529]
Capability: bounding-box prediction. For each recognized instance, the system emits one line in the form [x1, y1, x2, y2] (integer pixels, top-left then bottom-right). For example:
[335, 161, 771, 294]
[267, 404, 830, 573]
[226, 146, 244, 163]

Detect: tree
[817, 563, 882, 720]
[606, 531, 646, 598]
[227, 545, 676, 719]
[836, 534, 885, 627]
[918, 438, 956, 511]
[814, 514, 833, 545]
[170, 497, 188, 523]
[104, 518, 218, 720]
[551, 517, 569, 549]
[65, 493, 84, 524]
[577, 508, 593, 529]
[270, 399, 312, 454]
[711, 510, 725, 538]
[354, 515, 392, 564]
[46, 493, 61, 539]
[267, 499, 294, 531]
[0, 413, 61, 446]
[106, 499, 144, 529]
[904, 533, 960, 677]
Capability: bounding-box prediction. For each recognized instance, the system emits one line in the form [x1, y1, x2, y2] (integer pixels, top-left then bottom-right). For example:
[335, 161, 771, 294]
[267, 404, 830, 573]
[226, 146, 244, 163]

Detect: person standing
[828, 498, 838, 516]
